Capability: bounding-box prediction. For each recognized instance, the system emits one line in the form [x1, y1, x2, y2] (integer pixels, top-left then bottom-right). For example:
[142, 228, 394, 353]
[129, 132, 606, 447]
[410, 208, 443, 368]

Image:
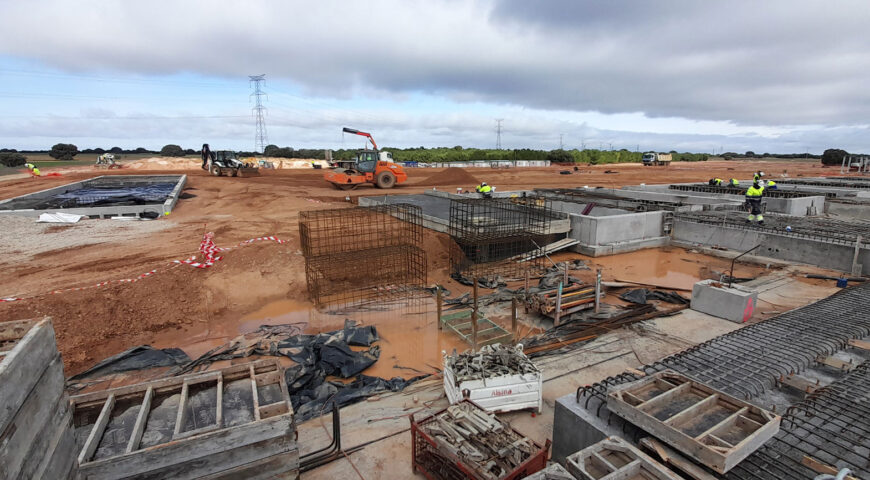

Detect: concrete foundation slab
[691, 279, 758, 323]
[0, 175, 186, 219]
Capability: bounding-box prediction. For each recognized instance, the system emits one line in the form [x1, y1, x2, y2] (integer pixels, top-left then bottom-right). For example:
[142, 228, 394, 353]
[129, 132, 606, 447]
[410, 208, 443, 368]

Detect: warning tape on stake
[0, 233, 285, 303]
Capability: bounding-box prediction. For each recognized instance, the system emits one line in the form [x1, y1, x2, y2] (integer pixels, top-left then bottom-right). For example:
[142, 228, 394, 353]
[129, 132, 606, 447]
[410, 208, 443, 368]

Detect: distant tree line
[1, 144, 861, 168]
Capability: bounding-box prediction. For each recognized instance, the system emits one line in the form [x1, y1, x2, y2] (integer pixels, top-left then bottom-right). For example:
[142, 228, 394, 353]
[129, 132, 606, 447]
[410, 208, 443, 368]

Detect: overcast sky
[1, 0, 868, 153]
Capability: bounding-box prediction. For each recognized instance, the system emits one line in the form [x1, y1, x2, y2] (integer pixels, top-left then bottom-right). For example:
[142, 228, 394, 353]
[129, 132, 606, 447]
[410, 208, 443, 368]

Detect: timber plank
[607, 370, 780, 474]
[199, 450, 299, 480]
[565, 436, 680, 480]
[0, 318, 57, 432]
[15, 402, 72, 480]
[0, 356, 65, 479]
[78, 394, 115, 464]
[34, 424, 78, 480]
[76, 415, 294, 479]
[126, 386, 153, 453]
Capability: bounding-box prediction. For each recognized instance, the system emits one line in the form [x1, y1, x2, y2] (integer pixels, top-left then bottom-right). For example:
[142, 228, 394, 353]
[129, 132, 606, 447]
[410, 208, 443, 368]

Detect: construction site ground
[0, 158, 845, 479]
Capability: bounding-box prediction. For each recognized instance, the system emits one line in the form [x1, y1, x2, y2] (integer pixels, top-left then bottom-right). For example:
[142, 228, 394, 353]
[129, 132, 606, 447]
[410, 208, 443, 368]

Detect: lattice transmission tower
[249, 74, 268, 153]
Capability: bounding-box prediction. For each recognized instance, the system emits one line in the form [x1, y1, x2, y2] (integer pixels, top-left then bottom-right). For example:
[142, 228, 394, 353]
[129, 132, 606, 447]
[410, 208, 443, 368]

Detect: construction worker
[24, 163, 40, 176]
[708, 178, 724, 186]
[729, 178, 740, 188]
[201, 143, 215, 170]
[475, 182, 493, 198]
[754, 171, 765, 182]
[745, 180, 765, 225]
[766, 179, 777, 190]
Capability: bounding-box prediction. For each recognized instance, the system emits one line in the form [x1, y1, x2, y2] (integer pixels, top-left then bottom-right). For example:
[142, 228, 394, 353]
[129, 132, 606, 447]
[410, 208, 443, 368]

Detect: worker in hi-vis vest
[475, 182, 493, 198]
[729, 178, 740, 188]
[745, 180, 765, 225]
[766, 179, 777, 190]
[708, 178, 724, 186]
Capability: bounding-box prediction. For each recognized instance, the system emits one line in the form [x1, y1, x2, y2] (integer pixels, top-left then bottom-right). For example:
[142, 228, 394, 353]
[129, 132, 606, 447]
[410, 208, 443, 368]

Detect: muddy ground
[0, 159, 834, 375]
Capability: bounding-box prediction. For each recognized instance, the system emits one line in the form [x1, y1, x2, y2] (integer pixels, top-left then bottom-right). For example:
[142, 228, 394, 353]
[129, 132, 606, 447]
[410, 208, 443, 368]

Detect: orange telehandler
[323, 128, 408, 190]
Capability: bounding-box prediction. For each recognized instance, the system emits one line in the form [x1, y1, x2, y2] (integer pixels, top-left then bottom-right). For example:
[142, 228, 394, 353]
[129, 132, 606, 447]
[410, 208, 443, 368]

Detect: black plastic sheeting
[619, 288, 689, 305]
[279, 321, 429, 421]
[70, 345, 190, 381]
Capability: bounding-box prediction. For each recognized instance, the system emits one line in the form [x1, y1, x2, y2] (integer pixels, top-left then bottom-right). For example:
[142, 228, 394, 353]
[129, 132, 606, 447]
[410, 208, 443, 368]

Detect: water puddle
[553, 248, 769, 291]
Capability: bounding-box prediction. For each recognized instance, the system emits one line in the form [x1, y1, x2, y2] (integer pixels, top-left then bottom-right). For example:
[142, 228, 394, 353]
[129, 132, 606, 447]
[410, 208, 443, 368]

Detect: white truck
[642, 152, 672, 166]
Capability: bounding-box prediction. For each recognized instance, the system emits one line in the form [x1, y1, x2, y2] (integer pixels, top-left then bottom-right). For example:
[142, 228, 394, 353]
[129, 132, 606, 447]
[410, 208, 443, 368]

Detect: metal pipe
[594, 269, 601, 313]
[472, 279, 479, 352]
[729, 244, 762, 288]
[436, 286, 442, 330]
[511, 297, 518, 345]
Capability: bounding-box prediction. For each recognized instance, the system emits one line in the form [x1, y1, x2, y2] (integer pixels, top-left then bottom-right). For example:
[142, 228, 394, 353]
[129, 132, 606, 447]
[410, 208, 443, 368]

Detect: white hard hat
[759, 171, 765, 177]
[481, 182, 487, 186]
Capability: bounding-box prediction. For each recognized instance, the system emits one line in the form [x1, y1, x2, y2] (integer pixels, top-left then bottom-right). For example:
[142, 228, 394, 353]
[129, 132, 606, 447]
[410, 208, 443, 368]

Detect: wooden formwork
[0, 317, 78, 480]
[607, 371, 780, 474]
[71, 359, 298, 480]
[566, 436, 679, 480]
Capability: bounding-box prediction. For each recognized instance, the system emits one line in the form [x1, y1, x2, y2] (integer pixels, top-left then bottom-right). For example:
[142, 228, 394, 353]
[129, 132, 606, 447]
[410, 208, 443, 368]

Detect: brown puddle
[553, 247, 771, 291]
[154, 297, 470, 380]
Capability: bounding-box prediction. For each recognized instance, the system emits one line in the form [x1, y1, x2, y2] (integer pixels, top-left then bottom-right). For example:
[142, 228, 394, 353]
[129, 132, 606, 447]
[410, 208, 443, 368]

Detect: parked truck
[642, 152, 672, 166]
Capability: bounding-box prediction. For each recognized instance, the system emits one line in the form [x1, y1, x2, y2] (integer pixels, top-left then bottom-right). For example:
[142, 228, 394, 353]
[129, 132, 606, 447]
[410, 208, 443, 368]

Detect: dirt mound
[0, 241, 303, 375]
[416, 167, 480, 187]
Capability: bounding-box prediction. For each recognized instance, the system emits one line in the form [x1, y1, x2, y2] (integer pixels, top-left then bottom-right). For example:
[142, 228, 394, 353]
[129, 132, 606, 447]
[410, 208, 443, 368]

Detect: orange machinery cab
[324, 150, 407, 190]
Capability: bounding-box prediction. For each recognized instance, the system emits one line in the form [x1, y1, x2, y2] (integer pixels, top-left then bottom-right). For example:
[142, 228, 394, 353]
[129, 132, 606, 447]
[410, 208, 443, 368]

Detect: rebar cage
[448, 196, 557, 279]
[299, 204, 427, 307]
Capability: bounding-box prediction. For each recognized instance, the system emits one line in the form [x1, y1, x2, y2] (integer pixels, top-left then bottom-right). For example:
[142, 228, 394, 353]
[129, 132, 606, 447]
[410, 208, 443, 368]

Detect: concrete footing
[691, 279, 758, 323]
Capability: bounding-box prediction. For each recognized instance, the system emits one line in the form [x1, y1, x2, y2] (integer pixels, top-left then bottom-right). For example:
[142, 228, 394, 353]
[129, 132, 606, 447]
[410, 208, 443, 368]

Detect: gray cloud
[0, 0, 869, 150]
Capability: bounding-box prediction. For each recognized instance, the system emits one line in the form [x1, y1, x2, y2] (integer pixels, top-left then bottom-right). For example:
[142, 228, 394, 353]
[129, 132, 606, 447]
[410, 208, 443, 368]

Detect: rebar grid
[448, 197, 554, 279]
[535, 188, 744, 213]
[300, 204, 423, 258]
[448, 196, 558, 241]
[305, 245, 427, 306]
[675, 210, 870, 247]
[299, 204, 427, 307]
[669, 184, 837, 199]
[780, 178, 870, 190]
[574, 283, 870, 479]
[449, 237, 544, 279]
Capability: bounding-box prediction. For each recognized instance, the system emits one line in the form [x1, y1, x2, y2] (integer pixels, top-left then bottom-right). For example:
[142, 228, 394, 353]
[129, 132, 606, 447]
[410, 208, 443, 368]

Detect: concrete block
[691, 279, 757, 323]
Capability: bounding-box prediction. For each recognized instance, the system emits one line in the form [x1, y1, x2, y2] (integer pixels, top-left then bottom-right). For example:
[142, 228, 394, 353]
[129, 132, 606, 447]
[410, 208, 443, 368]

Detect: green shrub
[0, 152, 26, 167]
[49, 143, 78, 160]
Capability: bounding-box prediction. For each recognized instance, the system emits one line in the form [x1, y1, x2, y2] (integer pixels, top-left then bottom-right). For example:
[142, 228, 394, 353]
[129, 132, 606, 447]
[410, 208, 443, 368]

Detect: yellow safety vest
[730, 179, 740, 186]
[767, 180, 776, 187]
[714, 178, 723, 185]
[477, 185, 491, 193]
[746, 185, 764, 197]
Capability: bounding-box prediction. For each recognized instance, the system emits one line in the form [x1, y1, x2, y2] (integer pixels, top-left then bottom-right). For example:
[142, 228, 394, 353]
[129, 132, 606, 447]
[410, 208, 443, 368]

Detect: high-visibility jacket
[730, 179, 740, 186]
[753, 173, 761, 182]
[24, 163, 34, 169]
[767, 180, 776, 187]
[746, 185, 764, 198]
[713, 178, 723, 185]
[476, 185, 492, 193]
[31, 167, 40, 176]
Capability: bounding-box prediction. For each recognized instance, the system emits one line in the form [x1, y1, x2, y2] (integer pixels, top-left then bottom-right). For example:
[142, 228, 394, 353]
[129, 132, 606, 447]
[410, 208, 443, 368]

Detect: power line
[249, 74, 268, 153]
[495, 118, 503, 150]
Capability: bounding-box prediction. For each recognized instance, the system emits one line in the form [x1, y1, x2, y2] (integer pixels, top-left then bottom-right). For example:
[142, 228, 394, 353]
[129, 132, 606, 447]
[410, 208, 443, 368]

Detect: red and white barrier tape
[0, 233, 285, 302]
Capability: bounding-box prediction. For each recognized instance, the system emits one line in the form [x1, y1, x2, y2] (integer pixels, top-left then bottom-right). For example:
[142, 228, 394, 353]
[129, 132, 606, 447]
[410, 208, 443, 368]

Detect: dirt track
[0, 159, 832, 374]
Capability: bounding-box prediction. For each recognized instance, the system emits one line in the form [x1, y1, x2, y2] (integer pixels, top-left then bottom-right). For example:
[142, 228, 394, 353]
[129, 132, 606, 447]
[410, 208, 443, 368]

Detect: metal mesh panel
[573, 283, 870, 479]
[669, 184, 837, 199]
[299, 204, 427, 307]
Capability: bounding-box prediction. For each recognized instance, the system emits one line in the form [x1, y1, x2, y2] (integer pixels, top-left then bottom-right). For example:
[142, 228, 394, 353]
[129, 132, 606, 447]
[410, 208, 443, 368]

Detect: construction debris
[412, 400, 549, 480]
[618, 289, 689, 305]
[445, 344, 538, 383]
[526, 282, 598, 318]
[522, 303, 689, 356]
[443, 344, 543, 413]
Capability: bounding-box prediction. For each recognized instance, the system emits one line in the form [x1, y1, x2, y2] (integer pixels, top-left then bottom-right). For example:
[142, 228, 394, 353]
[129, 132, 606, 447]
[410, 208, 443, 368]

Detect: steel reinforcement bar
[674, 211, 870, 248]
[669, 184, 837, 199]
[574, 283, 870, 478]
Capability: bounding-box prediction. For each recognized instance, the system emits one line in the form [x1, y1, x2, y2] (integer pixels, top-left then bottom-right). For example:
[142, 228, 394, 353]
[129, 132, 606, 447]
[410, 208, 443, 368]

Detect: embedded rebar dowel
[729, 244, 762, 288]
